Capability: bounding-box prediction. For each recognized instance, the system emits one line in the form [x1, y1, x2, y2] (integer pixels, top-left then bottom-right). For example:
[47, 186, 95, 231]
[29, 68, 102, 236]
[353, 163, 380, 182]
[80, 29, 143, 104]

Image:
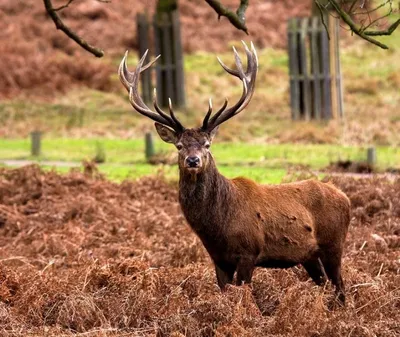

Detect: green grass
[1, 138, 399, 184]
[1, 138, 399, 168]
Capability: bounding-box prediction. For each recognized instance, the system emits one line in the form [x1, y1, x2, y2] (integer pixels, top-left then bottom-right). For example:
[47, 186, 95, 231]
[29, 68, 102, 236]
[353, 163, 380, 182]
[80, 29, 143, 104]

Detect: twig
[376, 263, 384, 277]
[205, 0, 249, 34]
[348, 0, 359, 14]
[364, 19, 400, 35]
[328, 0, 400, 49]
[315, 0, 331, 40]
[54, 0, 75, 11]
[40, 259, 55, 274]
[361, 7, 392, 32]
[355, 288, 400, 313]
[43, 0, 104, 57]
[353, 1, 390, 15]
[359, 240, 367, 251]
[327, 0, 386, 48]
[349, 282, 377, 289]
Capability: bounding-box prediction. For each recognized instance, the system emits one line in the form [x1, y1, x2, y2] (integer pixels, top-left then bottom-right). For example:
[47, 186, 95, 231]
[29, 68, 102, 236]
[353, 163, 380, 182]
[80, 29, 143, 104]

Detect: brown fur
[119, 44, 350, 305]
[157, 126, 351, 305]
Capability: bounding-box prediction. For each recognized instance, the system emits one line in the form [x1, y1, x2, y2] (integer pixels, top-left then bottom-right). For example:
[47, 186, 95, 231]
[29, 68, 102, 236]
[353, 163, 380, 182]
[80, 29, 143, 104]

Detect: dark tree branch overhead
[41, 0, 399, 56]
[327, 0, 400, 50]
[43, 0, 104, 57]
[205, 0, 249, 34]
[207, 0, 399, 49]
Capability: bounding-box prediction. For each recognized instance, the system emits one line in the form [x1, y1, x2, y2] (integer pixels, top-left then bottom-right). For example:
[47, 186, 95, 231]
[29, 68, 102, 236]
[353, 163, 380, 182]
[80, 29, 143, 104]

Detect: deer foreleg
[215, 263, 235, 290]
[236, 257, 255, 286]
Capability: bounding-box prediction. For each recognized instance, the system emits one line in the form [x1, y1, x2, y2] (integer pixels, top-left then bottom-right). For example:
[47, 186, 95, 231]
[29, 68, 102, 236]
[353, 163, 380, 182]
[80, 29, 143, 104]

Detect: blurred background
[0, 0, 399, 183]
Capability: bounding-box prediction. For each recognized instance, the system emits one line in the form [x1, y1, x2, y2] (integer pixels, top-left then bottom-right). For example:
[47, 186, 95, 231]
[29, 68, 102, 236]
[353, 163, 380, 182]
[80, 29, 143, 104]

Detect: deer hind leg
[215, 263, 235, 290]
[321, 253, 346, 306]
[235, 257, 256, 286]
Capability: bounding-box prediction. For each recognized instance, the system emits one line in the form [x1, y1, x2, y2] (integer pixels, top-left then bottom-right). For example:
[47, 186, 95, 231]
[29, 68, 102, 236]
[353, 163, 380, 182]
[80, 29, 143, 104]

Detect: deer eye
[176, 144, 183, 150]
[204, 142, 210, 149]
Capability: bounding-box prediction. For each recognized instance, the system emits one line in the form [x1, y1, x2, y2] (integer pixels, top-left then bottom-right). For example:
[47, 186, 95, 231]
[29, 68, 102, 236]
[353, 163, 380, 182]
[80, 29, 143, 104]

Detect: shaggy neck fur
[178, 155, 234, 241]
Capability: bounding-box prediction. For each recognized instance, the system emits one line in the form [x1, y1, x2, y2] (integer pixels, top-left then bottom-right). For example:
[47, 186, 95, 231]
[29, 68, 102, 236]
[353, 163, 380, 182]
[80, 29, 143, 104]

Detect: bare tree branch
[204, 0, 249, 34]
[327, 0, 399, 49]
[43, 0, 104, 57]
[315, 1, 331, 40]
[353, 1, 389, 15]
[364, 18, 400, 35]
[54, 0, 75, 12]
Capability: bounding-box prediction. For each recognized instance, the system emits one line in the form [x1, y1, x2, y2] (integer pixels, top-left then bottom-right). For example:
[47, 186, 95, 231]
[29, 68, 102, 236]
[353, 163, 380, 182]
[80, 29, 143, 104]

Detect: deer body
[178, 134, 350, 299]
[119, 43, 351, 305]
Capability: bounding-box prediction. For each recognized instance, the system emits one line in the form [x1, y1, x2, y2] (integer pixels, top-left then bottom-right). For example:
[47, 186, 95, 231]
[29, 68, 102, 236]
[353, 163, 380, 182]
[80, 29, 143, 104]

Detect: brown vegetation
[0, 165, 399, 336]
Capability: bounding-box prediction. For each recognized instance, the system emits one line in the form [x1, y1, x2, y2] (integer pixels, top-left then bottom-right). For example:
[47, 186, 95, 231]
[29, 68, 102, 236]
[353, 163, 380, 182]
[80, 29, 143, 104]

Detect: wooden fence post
[145, 132, 155, 160]
[31, 130, 41, 157]
[137, 13, 153, 103]
[367, 147, 377, 167]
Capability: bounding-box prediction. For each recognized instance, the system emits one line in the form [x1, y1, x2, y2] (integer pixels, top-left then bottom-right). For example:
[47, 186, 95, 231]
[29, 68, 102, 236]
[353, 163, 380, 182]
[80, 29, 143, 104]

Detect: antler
[118, 50, 185, 132]
[202, 41, 258, 132]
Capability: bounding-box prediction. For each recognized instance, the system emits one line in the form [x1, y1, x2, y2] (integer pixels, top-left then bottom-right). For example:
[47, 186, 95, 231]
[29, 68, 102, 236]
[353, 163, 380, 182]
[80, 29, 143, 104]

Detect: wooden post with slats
[288, 19, 301, 120]
[153, 10, 185, 107]
[137, 13, 152, 104]
[136, 9, 185, 108]
[288, 15, 343, 120]
[310, 17, 321, 120]
[299, 17, 311, 121]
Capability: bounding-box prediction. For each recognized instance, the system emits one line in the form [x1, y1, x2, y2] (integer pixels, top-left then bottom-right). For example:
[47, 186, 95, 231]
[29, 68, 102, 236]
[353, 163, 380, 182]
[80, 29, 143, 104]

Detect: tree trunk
[156, 0, 178, 14]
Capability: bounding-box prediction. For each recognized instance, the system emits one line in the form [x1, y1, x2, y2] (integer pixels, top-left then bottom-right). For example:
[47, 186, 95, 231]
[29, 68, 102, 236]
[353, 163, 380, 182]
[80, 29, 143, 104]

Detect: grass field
[1, 138, 399, 183]
[1, 31, 399, 183]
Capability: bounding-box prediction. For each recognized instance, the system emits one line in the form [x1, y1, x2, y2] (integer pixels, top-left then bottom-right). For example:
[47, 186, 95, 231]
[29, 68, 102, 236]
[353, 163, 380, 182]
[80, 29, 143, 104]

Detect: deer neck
[178, 156, 234, 233]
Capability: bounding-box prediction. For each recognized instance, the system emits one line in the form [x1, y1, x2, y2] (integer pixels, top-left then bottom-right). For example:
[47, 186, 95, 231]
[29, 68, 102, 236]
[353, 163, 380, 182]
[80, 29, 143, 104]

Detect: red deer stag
[118, 43, 351, 305]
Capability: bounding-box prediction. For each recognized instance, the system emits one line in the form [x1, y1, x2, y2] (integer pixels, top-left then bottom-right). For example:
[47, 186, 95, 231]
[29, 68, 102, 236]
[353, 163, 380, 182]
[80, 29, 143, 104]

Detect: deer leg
[215, 263, 235, 290]
[321, 254, 346, 306]
[236, 257, 255, 286]
[302, 259, 325, 285]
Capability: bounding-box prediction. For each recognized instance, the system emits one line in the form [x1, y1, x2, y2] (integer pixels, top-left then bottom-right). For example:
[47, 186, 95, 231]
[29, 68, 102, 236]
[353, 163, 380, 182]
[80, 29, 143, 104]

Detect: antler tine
[141, 54, 161, 72]
[208, 79, 248, 127]
[153, 88, 174, 122]
[128, 87, 168, 125]
[207, 98, 228, 126]
[202, 42, 258, 131]
[202, 98, 213, 130]
[119, 50, 184, 132]
[119, 50, 146, 92]
[168, 98, 185, 131]
[233, 46, 246, 79]
[216, 56, 240, 78]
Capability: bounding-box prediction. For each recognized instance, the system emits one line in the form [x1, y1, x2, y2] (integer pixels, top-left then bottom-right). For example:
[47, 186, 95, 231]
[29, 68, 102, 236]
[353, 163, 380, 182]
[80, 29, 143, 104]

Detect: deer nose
[186, 156, 200, 168]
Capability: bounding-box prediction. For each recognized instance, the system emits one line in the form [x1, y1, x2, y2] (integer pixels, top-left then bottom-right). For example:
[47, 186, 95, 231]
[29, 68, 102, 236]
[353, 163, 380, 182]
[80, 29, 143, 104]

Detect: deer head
[118, 42, 258, 175]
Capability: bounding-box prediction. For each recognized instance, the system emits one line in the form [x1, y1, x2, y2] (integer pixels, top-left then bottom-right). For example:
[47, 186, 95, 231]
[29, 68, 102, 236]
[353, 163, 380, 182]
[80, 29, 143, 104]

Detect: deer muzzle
[185, 156, 201, 169]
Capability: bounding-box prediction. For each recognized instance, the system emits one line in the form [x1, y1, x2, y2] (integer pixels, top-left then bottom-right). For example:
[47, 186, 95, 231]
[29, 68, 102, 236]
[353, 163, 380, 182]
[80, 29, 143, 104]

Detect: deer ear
[209, 126, 219, 141]
[155, 123, 177, 144]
